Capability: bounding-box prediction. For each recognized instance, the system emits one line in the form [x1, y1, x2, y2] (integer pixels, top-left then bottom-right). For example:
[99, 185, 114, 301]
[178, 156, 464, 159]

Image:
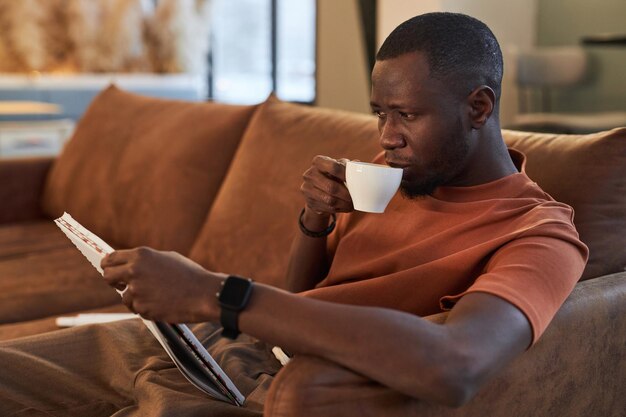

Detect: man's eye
[399, 112, 416, 120]
[373, 110, 386, 118]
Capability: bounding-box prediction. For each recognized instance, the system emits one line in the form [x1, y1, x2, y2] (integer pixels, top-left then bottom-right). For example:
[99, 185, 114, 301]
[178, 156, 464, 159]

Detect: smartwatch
[216, 275, 254, 339]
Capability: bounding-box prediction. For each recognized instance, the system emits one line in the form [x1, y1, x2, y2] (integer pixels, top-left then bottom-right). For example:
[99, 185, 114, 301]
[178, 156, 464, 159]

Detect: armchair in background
[509, 46, 626, 134]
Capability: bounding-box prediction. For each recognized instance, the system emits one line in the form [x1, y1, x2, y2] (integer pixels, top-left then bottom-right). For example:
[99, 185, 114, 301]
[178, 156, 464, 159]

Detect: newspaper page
[54, 212, 245, 406]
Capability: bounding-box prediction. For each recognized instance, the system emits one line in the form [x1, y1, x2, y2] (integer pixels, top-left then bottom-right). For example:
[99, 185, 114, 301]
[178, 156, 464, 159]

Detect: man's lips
[385, 160, 415, 182]
[386, 160, 410, 169]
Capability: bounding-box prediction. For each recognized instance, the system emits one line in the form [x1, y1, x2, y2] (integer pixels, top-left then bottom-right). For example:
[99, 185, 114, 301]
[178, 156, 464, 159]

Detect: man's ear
[467, 86, 496, 129]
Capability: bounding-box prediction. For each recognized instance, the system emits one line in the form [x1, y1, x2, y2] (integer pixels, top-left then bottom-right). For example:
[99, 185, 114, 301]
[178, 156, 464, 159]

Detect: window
[209, 0, 316, 104]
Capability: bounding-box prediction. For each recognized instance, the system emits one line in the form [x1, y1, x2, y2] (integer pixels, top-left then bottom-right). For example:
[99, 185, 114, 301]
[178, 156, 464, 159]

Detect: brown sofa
[1, 86, 624, 416]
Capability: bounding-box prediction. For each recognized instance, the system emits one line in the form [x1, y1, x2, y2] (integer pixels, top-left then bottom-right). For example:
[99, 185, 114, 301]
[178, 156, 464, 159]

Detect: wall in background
[316, 0, 371, 113]
[538, 0, 626, 112]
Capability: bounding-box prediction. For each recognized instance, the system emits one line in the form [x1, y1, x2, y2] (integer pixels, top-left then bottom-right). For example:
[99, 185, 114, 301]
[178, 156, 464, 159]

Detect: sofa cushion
[503, 127, 626, 280]
[0, 221, 69, 259]
[189, 96, 381, 288]
[0, 304, 129, 342]
[0, 243, 121, 324]
[0, 157, 53, 224]
[42, 85, 256, 254]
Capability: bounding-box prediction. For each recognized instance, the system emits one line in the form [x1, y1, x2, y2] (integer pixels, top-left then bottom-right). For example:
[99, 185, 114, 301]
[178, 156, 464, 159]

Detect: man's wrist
[216, 275, 254, 339]
[203, 273, 227, 322]
[302, 206, 332, 232]
[299, 208, 336, 238]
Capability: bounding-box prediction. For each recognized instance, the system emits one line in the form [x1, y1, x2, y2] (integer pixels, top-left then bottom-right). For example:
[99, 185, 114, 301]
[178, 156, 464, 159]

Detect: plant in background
[0, 0, 212, 74]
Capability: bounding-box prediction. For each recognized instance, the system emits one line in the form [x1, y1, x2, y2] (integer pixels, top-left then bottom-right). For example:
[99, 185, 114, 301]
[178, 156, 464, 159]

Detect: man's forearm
[285, 208, 333, 292]
[237, 284, 531, 406]
[240, 285, 458, 403]
[103, 246, 532, 407]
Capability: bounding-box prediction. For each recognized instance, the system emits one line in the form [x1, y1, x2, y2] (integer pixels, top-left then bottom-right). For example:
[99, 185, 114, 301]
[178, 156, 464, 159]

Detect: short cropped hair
[376, 12, 503, 101]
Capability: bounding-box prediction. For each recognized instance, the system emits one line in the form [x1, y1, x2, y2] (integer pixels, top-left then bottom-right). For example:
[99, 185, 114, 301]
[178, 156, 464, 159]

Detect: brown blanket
[0, 319, 282, 416]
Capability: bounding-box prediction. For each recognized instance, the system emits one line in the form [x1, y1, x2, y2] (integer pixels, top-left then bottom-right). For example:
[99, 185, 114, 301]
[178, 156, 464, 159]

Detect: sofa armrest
[0, 157, 54, 224]
[264, 273, 626, 417]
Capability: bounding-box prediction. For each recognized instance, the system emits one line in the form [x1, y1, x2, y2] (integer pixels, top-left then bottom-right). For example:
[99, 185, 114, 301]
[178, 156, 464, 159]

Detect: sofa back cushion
[42, 85, 256, 254]
[503, 128, 626, 280]
[189, 96, 381, 288]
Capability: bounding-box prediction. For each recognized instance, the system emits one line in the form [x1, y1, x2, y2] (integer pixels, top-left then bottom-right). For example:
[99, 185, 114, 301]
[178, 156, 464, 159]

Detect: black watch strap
[216, 275, 253, 339]
[220, 308, 241, 339]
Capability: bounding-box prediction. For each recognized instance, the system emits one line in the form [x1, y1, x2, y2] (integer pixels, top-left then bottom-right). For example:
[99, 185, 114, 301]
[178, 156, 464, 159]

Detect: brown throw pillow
[503, 128, 626, 280]
[189, 96, 381, 288]
[42, 85, 257, 254]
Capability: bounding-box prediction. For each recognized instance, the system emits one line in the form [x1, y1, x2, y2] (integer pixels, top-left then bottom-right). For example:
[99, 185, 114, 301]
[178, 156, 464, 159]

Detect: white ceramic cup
[345, 161, 403, 213]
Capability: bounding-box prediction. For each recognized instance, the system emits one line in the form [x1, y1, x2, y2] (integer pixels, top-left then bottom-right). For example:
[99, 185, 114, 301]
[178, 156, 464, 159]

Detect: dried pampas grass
[0, 1, 19, 73]
[67, 0, 149, 72]
[146, 0, 212, 74]
[43, 0, 76, 72]
[0, 0, 212, 74]
[0, 0, 51, 71]
[65, 0, 101, 72]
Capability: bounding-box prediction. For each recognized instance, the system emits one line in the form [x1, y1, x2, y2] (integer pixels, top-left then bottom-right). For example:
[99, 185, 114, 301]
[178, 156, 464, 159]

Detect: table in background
[0, 101, 74, 159]
[581, 33, 626, 46]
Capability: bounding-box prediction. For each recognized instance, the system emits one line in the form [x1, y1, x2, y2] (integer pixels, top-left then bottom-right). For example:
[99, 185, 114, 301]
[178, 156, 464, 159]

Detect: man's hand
[101, 247, 224, 323]
[285, 156, 353, 292]
[300, 155, 353, 221]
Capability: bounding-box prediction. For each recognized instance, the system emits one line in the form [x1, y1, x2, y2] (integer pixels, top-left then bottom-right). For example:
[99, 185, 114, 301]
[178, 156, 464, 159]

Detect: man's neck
[452, 126, 518, 187]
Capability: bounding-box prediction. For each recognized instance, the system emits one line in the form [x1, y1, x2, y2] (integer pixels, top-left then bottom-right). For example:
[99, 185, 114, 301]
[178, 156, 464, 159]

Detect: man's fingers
[301, 157, 355, 215]
[302, 181, 352, 210]
[101, 250, 132, 268]
[302, 178, 351, 203]
[102, 264, 133, 287]
[303, 163, 352, 201]
[312, 155, 348, 182]
[311, 182, 352, 205]
[121, 287, 135, 312]
[305, 190, 353, 213]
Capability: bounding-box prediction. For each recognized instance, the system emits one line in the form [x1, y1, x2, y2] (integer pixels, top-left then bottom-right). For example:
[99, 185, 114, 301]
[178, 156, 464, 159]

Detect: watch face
[219, 277, 252, 307]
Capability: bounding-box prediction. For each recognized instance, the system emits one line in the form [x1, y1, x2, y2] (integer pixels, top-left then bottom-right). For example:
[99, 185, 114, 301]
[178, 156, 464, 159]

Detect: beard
[400, 175, 444, 199]
[399, 134, 470, 199]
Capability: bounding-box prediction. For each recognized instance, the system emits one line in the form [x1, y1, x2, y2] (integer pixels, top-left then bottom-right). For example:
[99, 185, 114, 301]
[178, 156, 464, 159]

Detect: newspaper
[54, 212, 245, 406]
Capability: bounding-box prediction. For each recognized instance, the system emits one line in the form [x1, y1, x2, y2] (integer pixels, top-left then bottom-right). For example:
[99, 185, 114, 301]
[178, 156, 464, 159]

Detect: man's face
[370, 51, 471, 197]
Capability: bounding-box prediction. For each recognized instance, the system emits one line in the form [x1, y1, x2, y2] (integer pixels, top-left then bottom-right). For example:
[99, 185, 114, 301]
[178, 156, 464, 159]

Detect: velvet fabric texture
[42, 85, 257, 254]
[189, 96, 381, 287]
[0, 320, 281, 416]
[502, 128, 626, 279]
[0, 244, 120, 324]
[0, 157, 52, 224]
[0, 304, 127, 342]
[0, 221, 68, 259]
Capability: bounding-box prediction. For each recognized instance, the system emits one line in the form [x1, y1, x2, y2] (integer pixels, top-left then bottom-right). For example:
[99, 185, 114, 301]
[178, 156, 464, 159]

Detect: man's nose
[379, 117, 405, 150]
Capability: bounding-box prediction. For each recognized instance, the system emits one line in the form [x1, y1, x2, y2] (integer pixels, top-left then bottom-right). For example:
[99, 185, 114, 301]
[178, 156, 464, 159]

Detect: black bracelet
[298, 208, 336, 238]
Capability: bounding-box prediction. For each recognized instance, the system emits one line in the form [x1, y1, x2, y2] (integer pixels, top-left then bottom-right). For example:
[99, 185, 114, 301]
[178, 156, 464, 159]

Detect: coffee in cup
[345, 161, 403, 213]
